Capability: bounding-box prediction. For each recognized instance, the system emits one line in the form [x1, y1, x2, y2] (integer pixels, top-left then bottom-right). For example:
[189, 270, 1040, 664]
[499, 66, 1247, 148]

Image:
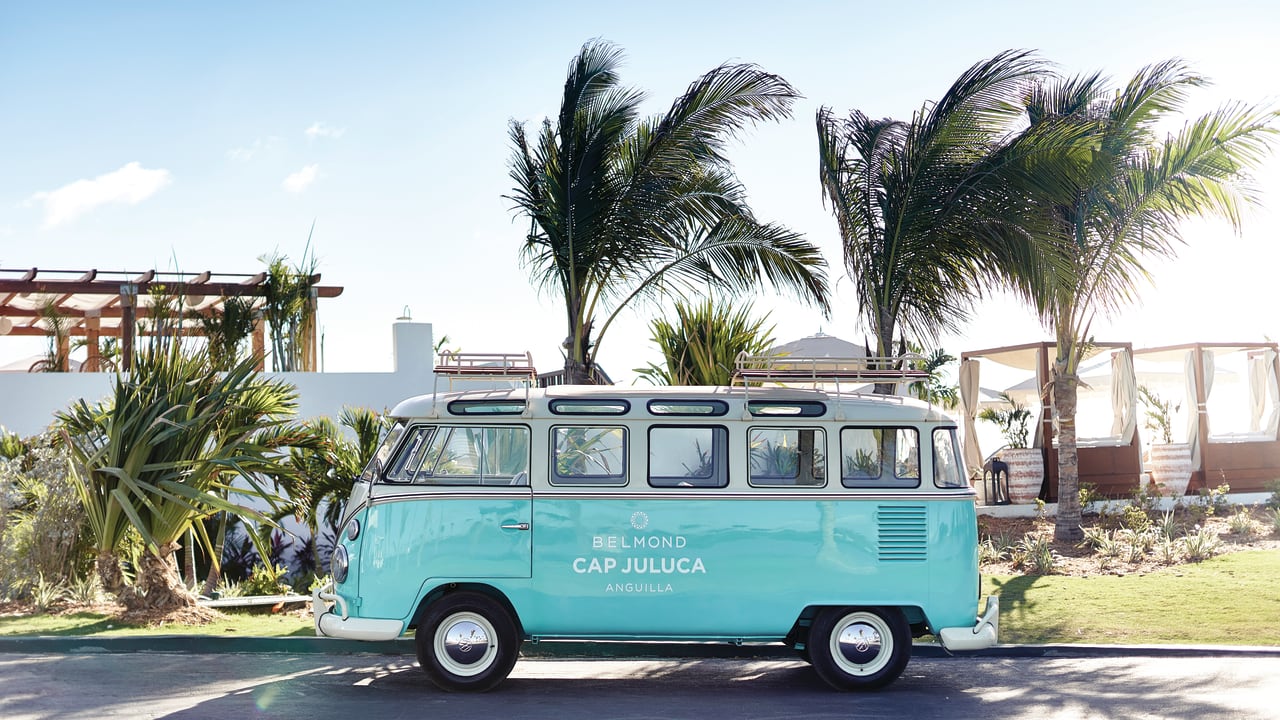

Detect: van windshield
[359, 419, 405, 483]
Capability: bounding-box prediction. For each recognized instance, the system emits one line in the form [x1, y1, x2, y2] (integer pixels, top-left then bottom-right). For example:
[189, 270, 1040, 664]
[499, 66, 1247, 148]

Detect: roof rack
[431, 351, 538, 416]
[732, 352, 929, 419]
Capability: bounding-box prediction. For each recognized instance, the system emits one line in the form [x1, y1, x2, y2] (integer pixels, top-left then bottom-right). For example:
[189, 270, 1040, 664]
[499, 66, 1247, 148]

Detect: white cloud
[304, 122, 345, 140]
[29, 162, 172, 228]
[282, 164, 320, 193]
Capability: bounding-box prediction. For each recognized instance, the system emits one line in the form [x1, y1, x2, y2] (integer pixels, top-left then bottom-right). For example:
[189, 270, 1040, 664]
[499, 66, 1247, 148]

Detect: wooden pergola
[0, 267, 343, 371]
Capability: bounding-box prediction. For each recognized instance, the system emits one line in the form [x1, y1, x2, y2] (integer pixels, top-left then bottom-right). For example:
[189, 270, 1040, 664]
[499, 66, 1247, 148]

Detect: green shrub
[1013, 534, 1056, 574]
[1155, 537, 1181, 565]
[241, 563, 292, 597]
[66, 574, 101, 605]
[1226, 510, 1259, 538]
[1078, 482, 1104, 511]
[214, 577, 244, 599]
[1120, 504, 1151, 534]
[0, 433, 91, 601]
[1154, 509, 1180, 540]
[29, 574, 67, 612]
[1189, 483, 1232, 520]
[1182, 526, 1222, 562]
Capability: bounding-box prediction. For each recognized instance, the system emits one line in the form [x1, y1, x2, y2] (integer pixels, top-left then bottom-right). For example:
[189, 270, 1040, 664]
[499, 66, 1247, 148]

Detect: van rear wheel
[808, 606, 910, 690]
[415, 592, 520, 692]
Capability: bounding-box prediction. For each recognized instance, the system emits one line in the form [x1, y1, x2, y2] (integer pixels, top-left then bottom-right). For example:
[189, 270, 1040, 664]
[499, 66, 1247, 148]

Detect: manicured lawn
[985, 549, 1280, 645]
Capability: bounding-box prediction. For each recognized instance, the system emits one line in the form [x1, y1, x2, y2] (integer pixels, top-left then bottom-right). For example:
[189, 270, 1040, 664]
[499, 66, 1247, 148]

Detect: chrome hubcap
[442, 619, 490, 666]
[836, 621, 883, 666]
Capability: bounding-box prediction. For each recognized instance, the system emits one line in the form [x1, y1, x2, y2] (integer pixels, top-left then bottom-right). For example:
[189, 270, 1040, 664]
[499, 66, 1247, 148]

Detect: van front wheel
[416, 592, 520, 692]
[809, 606, 910, 691]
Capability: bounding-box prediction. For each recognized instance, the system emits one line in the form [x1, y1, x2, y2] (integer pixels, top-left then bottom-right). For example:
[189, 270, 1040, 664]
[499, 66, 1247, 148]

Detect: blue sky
[2, 1, 1278, 380]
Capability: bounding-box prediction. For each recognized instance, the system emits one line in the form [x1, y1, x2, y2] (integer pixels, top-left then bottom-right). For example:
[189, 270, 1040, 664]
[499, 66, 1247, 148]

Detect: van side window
[840, 427, 921, 488]
[748, 427, 826, 487]
[552, 426, 627, 486]
[649, 426, 728, 488]
[384, 426, 434, 482]
[408, 426, 530, 486]
[932, 427, 966, 488]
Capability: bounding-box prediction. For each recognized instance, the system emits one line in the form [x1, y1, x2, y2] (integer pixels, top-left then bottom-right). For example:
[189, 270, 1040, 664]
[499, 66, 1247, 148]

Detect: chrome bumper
[938, 595, 999, 651]
[311, 581, 404, 641]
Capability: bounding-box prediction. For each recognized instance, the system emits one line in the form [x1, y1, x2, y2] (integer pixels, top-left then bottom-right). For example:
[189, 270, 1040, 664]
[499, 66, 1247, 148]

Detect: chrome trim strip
[368, 488, 975, 504]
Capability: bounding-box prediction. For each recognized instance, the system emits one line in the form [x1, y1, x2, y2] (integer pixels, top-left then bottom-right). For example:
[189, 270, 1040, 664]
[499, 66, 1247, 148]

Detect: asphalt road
[2, 652, 1277, 719]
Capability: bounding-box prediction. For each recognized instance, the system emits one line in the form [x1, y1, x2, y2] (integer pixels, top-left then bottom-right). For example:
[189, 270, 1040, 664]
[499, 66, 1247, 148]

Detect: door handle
[501, 522, 530, 531]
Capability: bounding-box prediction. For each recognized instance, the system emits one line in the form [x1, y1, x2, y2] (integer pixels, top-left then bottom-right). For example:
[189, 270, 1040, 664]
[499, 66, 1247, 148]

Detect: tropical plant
[72, 336, 121, 372]
[1181, 524, 1222, 562]
[815, 51, 1054, 391]
[273, 407, 387, 572]
[197, 296, 259, 371]
[0, 427, 26, 460]
[260, 239, 320, 372]
[1001, 60, 1277, 542]
[842, 448, 880, 479]
[978, 392, 1033, 449]
[141, 284, 187, 355]
[635, 298, 774, 386]
[58, 344, 306, 613]
[1138, 385, 1180, 444]
[240, 561, 292, 597]
[908, 347, 960, 408]
[508, 39, 830, 384]
[554, 427, 621, 476]
[31, 302, 70, 372]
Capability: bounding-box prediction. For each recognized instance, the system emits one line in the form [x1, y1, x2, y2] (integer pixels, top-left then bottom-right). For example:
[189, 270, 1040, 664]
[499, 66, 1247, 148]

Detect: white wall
[0, 321, 435, 438]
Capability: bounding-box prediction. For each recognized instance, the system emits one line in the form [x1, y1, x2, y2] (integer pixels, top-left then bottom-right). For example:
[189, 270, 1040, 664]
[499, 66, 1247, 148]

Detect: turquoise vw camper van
[313, 352, 998, 691]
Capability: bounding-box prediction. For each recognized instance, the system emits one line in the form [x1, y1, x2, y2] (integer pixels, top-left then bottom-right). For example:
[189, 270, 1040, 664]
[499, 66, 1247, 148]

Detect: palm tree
[59, 344, 305, 613]
[509, 39, 830, 384]
[908, 347, 960, 409]
[1003, 61, 1277, 542]
[815, 50, 1051, 390]
[635, 298, 775, 386]
[276, 406, 387, 571]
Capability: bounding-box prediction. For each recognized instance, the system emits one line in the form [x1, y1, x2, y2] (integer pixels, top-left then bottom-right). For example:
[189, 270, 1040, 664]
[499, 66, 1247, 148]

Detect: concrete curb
[2, 635, 1278, 660]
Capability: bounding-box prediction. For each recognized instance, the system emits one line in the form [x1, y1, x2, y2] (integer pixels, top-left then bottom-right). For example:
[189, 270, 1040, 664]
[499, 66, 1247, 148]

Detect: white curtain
[1262, 350, 1280, 438]
[1187, 349, 1215, 468]
[959, 359, 983, 476]
[1185, 350, 1200, 465]
[1110, 349, 1137, 443]
[1249, 352, 1268, 433]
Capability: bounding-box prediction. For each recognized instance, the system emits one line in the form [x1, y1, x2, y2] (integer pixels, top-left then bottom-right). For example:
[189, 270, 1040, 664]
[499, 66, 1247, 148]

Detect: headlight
[332, 544, 349, 584]
[345, 518, 360, 541]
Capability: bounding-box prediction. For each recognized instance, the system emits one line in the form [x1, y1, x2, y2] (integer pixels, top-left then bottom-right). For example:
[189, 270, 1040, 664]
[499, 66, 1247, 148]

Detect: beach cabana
[960, 341, 1142, 501]
[1133, 342, 1280, 494]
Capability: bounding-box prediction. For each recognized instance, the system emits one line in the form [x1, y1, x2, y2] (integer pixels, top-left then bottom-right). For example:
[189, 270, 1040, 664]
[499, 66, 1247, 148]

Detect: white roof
[768, 332, 866, 359]
[390, 384, 954, 423]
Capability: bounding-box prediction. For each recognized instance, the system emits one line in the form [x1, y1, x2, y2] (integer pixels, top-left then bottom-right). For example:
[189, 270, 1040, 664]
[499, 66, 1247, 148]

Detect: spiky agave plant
[635, 298, 775, 386]
[59, 343, 304, 612]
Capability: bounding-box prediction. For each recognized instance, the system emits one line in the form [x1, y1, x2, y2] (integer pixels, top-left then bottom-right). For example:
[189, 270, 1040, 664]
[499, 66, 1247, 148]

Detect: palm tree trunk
[1053, 368, 1083, 542]
[129, 542, 199, 612]
[96, 550, 125, 597]
[563, 357, 595, 385]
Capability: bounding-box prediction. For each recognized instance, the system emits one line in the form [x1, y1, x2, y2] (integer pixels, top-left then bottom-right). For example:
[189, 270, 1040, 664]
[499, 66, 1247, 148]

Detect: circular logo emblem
[630, 511, 649, 530]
